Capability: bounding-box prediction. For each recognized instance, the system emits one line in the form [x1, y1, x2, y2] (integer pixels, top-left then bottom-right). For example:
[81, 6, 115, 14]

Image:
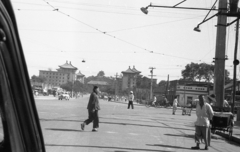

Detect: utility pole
[165, 74, 169, 96]
[149, 67, 156, 100]
[115, 73, 118, 101]
[214, 0, 227, 108]
[232, 19, 239, 113]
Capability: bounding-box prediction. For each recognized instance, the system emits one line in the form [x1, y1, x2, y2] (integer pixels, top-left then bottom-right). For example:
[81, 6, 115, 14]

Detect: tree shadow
[45, 128, 83, 132]
[104, 151, 131, 152]
[40, 118, 194, 131]
[164, 133, 229, 143]
[100, 121, 194, 131]
[146, 144, 190, 150]
[164, 133, 194, 139]
[45, 144, 174, 152]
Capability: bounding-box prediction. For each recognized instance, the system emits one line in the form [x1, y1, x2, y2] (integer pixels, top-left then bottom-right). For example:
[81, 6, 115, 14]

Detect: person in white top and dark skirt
[191, 95, 214, 150]
[128, 91, 134, 109]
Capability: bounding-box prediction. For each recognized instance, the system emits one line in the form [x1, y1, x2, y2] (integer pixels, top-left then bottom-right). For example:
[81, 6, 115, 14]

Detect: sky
[11, 0, 240, 82]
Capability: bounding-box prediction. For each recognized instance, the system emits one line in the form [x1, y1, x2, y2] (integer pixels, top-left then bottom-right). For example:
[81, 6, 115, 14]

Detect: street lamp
[140, 6, 149, 14]
[193, 25, 201, 32]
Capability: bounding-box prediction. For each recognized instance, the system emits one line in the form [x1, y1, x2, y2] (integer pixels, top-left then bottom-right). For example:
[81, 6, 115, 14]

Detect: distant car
[58, 93, 70, 100]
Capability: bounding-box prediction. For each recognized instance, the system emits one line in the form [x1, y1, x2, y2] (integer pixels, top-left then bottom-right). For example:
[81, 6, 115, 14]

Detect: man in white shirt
[191, 95, 214, 150]
[152, 95, 157, 106]
[223, 97, 230, 108]
[128, 91, 134, 109]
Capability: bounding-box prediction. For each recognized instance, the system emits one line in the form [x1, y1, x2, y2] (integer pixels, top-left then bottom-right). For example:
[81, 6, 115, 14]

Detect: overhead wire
[13, 1, 202, 19]
[39, 0, 201, 62]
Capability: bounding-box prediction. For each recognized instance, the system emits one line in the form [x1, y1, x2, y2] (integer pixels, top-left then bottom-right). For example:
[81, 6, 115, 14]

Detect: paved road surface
[31, 96, 240, 151]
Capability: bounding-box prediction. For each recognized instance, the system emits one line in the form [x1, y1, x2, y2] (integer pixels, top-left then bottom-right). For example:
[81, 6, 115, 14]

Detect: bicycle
[145, 101, 161, 108]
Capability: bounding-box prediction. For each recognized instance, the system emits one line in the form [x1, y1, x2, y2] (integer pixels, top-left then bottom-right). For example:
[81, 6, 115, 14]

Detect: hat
[130, 91, 133, 94]
[206, 94, 216, 103]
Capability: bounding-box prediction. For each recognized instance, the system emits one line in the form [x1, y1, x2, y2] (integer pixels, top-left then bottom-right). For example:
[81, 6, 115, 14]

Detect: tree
[97, 71, 105, 77]
[181, 62, 231, 83]
[60, 81, 73, 91]
[31, 75, 46, 83]
[73, 81, 86, 92]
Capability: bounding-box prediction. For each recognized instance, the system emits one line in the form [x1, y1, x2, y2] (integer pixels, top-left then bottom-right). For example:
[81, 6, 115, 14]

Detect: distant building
[76, 71, 85, 84]
[166, 80, 212, 106]
[39, 61, 84, 89]
[121, 66, 141, 91]
[87, 80, 109, 91]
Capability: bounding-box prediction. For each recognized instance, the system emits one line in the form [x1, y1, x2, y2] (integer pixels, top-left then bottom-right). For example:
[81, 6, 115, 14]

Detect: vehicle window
[0, 109, 3, 143]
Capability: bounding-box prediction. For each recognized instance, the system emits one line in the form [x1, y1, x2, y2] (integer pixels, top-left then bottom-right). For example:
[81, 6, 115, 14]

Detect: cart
[182, 105, 192, 116]
[211, 112, 234, 139]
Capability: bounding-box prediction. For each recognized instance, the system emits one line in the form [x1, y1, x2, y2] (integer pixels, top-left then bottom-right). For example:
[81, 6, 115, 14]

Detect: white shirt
[195, 102, 214, 127]
[223, 100, 229, 107]
[153, 96, 157, 102]
[129, 94, 134, 101]
[173, 99, 178, 106]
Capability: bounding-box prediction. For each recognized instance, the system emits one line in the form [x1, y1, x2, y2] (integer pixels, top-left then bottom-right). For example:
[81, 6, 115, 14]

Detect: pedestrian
[208, 94, 216, 106]
[164, 97, 169, 108]
[81, 86, 100, 132]
[204, 94, 216, 146]
[191, 95, 214, 150]
[128, 91, 134, 109]
[223, 96, 230, 108]
[172, 95, 178, 115]
[152, 95, 157, 106]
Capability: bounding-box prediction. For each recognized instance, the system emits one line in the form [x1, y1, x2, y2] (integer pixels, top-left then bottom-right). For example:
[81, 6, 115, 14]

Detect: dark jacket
[87, 92, 100, 110]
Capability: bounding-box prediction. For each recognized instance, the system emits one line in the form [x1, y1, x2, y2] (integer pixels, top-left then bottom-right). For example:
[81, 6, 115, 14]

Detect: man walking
[81, 86, 100, 132]
[128, 91, 134, 109]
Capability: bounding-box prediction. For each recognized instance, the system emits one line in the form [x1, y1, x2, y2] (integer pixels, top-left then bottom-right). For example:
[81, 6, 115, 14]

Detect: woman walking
[81, 86, 100, 132]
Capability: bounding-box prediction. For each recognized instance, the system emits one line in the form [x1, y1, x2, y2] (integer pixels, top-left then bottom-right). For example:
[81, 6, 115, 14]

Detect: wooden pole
[214, 0, 228, 108]
[232, 19, 239, 113]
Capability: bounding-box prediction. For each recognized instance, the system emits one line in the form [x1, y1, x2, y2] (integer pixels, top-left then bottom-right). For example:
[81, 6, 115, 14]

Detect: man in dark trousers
[128, 91, 134, 109]
[81, 86, 100, 132]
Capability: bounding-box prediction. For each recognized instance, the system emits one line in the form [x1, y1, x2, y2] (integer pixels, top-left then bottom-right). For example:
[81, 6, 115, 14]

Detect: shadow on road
[164, 133, 194, 139]
[45, 144, 174, 152]
[45, 128, 83, 132]
[101, 121, 194, 131]
[146, 144, 190, 150]
[40, 118, 194, 131]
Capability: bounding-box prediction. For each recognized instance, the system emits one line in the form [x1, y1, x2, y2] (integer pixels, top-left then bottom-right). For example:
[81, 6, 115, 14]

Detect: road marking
[129, 133, 138, 136]
[106, 131, 117, 134]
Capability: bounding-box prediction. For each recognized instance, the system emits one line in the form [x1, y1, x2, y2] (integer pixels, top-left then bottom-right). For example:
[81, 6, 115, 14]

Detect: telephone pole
[214, 0, 228, 108]
[114, 73, 118, 101]
[232, 19, 239, 113]
[165, 74, 170, 101]
[149, 67, 156, 100]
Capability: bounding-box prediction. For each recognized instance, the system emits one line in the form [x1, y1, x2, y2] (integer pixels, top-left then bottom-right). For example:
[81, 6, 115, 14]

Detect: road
[34, 96, 240, 152]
